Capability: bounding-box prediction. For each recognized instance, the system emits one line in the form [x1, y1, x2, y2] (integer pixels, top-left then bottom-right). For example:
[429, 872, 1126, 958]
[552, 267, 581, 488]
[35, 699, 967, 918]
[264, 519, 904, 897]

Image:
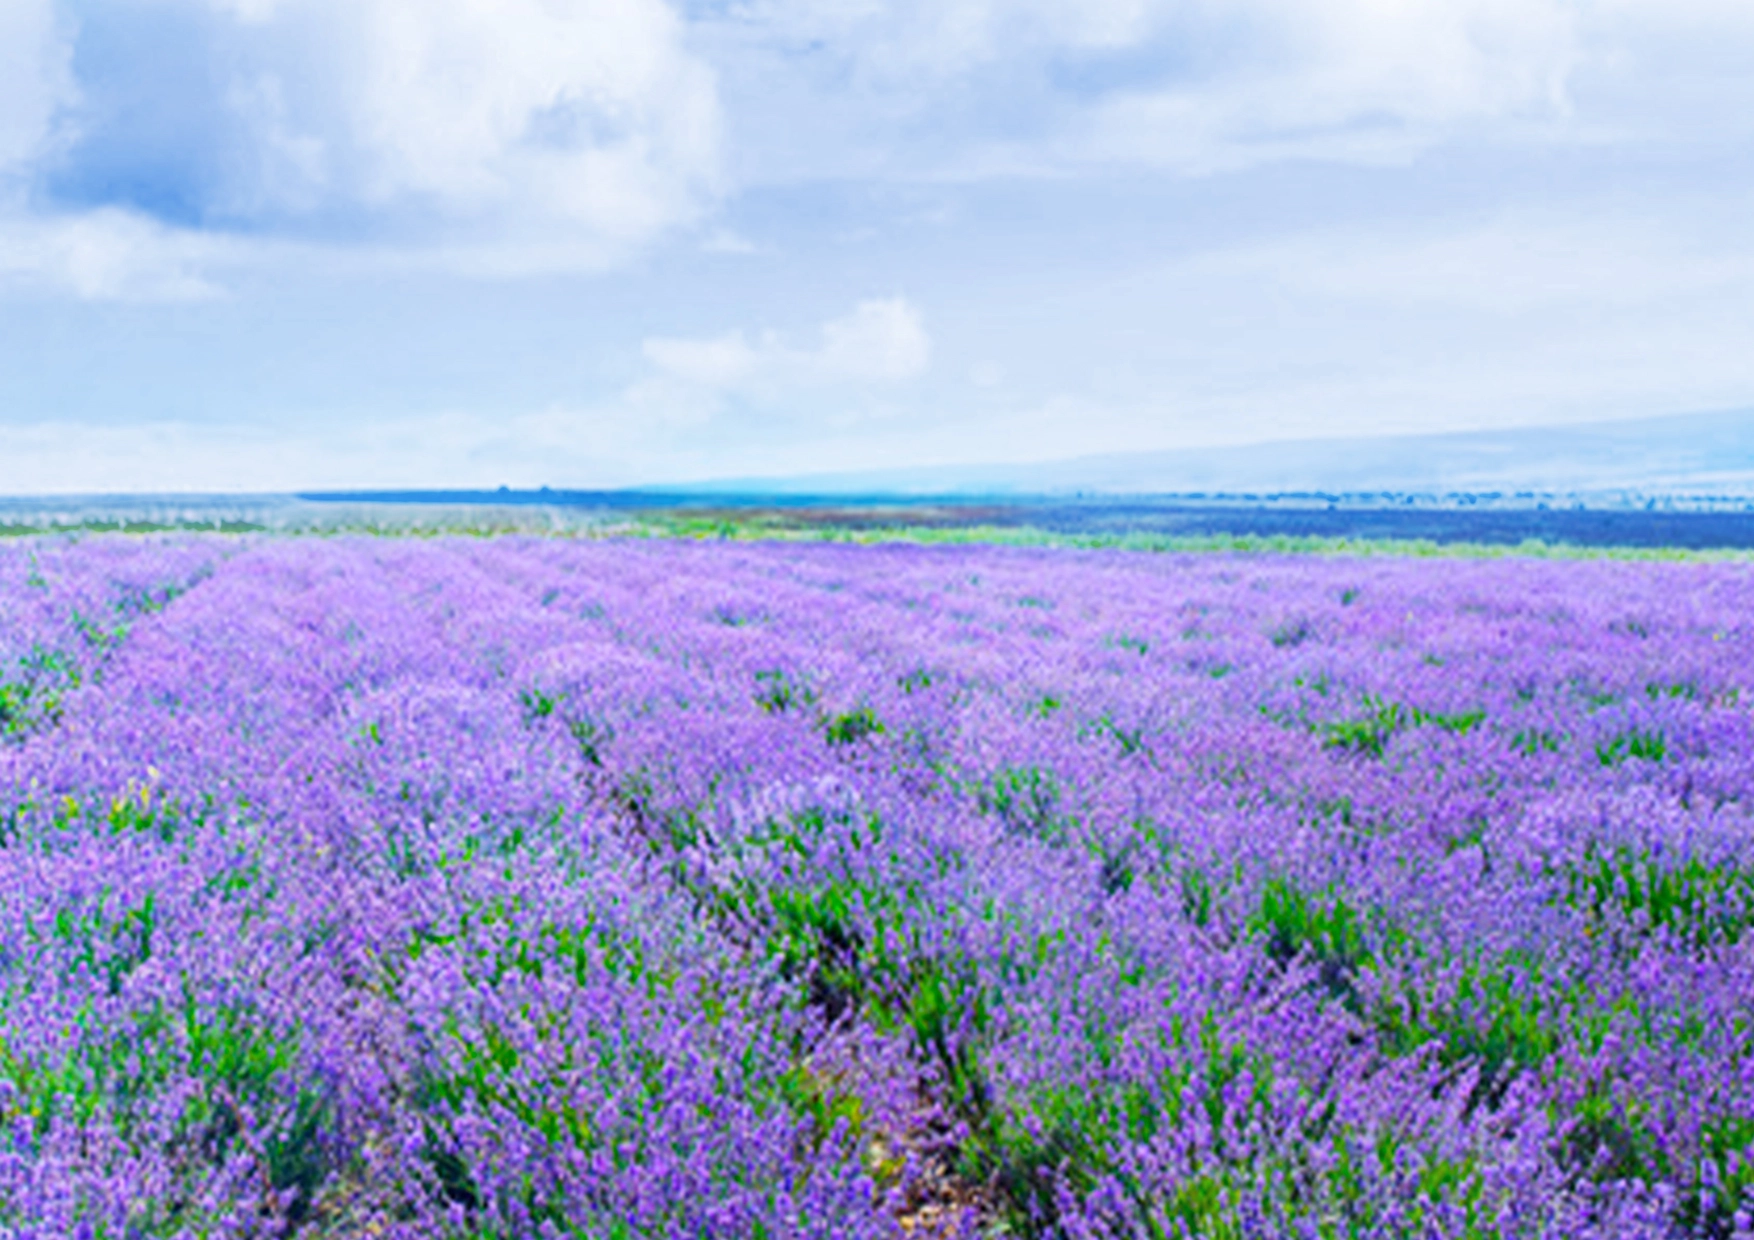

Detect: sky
[1, 0, 1753, 493]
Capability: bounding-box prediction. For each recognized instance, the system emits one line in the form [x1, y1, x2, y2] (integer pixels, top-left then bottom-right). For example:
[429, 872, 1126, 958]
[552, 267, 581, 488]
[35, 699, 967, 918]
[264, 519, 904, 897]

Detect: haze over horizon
[4, 1, 1754, 495]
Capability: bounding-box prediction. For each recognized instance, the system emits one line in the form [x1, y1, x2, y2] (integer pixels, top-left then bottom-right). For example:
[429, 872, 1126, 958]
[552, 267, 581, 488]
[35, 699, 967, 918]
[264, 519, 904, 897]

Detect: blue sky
[2, 0, 1752, 493]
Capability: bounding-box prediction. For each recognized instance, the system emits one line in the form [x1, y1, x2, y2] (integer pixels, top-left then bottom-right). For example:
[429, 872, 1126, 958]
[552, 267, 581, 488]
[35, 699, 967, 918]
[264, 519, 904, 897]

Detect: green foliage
[977, 1074, 1179, 1234]
[699, 806, 905, 1024]
[766, 878, 872, 1018]
[0, 645, 81, 741]
[898, 667, 938, 694]
[906, 954, 992, 1126]
[1090, 836, 1139, 896]
[753, 668, 813, 714]
[1248, 877, 1377, 1009]
[567, 717, 609, 766]
[102, 791, 183, 843]
[1537, 1030, 1754, 1230]
[45, 888, 158, 998]
[1301, 1127, 1500, 1240]
[824, 707, 884, 747]
[1269, 617, 1312, 648]
[1321, 697, 1405, 758]
[969, 1016, 1305, 1238]
[619, 517, 1754, 562]
[0, 680, 44, 738]
[71, 609, 129, 655]
[518, 687, 611, 764]
[1180, 866, 1216, 928]
[1082, 712, 1147, 757]
[402, 912, 707, 1230]
[1370, 951, 1598, 1110]
[1321, 696, 1485, 758]
[412, 903, 666, 998]
[976, 765, 1073, 845]
[1511, 728, 1562, 757]
[1596, 729, 1667, 765]
[778, 1062, 873, 1160]
[711, 600, 766, 626]
[1561, 845, 1754, 948]
[1418, 706, 1485, 734]
[1646, 680, 1699, 701]
[0, 996, 325, 1227]
[1308, 795, 1356, 832]
[517, 687, 557, 721]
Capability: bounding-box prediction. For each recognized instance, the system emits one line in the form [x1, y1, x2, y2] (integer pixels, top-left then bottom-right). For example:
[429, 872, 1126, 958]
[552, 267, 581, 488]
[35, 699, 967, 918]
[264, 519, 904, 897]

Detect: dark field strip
[3, 534, 1754, 1238]
[14, 493, 1754, 553]
[636, 500, 1754, 551]
[300, 490, 1754, 550]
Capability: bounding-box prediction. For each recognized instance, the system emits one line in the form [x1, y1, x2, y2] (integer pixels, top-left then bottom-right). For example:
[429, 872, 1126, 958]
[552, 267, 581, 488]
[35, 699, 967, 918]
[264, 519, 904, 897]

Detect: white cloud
[699, 227, 758, 254]
[643, 297, 931, 392]
[643, 333, 762, 388]
[1066, 0, 1577, 172]
[9, 197, 1754, 492]
[0, 0, 733, 299]
[0, 210, 226, 302]
[818, 297, 933, 381]
[0, 296, 930, 493]
[327, 0, 721, 240]
[12, 0, 721, 279]
[726, 0, 1174, 83]
[11, 0, 1754, 294]
[0, 0, 74, 174]
[703, 0, 1581, 180]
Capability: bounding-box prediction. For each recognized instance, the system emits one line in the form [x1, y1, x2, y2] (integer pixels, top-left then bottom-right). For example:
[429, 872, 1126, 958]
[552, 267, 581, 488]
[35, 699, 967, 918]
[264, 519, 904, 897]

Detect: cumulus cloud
[325, 0, 718, 238]
[727, 0, 1164, 81]
[15, 0, 720, 271]
[0, 0, 73, 174]
[1067, 0, 1577, 171]
[702, 0, 1581, 180]
[717, 0, 1754, 182]
[7, 0, 1754, 305]
[0, 210, 226, 302]
[8, 0, 1596, 247]
[643, 297, 931, 392]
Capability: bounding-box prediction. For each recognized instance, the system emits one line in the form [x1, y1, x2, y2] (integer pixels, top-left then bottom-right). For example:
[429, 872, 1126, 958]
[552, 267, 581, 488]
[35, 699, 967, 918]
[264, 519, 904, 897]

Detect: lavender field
[3, 535, 1754, 1239]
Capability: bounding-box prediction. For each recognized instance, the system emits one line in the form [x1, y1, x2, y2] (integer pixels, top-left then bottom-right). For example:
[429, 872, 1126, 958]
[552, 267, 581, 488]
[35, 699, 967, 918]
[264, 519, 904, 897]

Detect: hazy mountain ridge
[680, 408, 1754, 499]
